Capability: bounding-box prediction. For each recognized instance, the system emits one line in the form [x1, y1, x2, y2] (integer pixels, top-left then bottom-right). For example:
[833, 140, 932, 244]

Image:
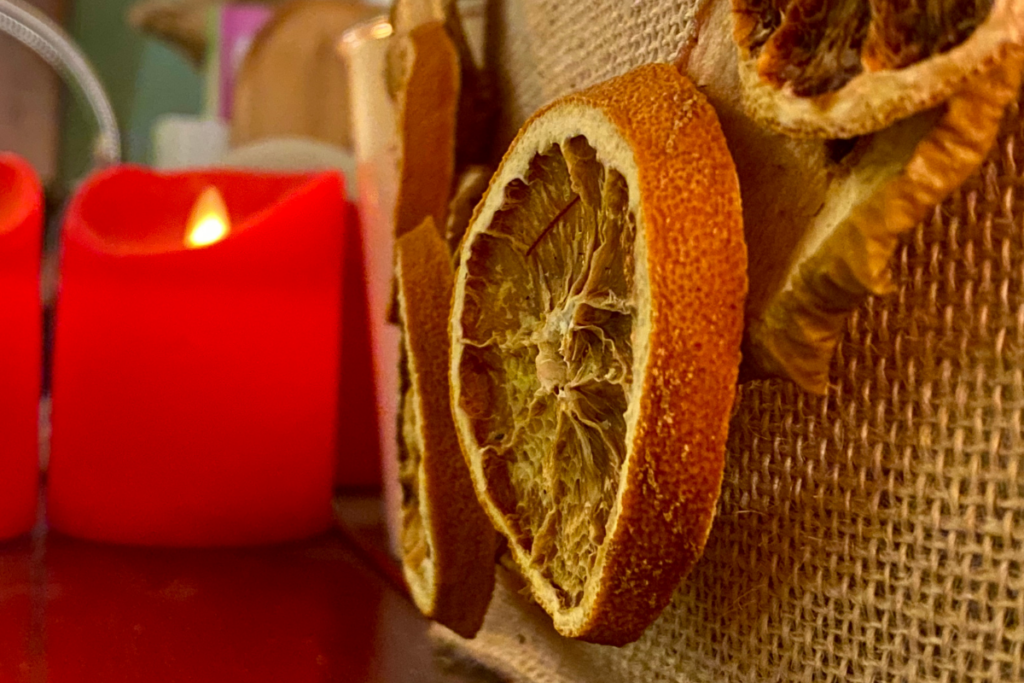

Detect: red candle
[0, 153, 42, 541]
[49, 167, 346, 546]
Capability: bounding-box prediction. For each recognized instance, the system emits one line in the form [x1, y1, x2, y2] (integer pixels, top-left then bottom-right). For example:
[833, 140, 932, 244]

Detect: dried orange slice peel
[449, 64, 747, 645]
[396, 218, 496, 638]
[748, 52, 1024, 388]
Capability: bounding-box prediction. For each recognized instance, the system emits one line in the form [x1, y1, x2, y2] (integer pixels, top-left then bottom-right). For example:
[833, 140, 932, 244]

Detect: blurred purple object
[217, 4, 272, 120]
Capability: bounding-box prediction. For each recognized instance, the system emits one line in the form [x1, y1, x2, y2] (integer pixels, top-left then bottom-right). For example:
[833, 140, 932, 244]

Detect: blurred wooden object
[0, 0, 66, 184]
[128, 0, 290, 65]
[231, 0, 378, 152]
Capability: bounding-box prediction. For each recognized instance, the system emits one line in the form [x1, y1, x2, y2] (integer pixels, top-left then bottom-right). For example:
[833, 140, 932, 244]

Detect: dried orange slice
[396, 218, 496, 638]
[732, 0, 1024, 137]
[449, 64, 747, 644]
[387, 0, 495, 170]
[386, 0, 453, 99]
[745, 53, 1024, 389]
[681, 1, 1024, 392]
[393, 21, 459, 239]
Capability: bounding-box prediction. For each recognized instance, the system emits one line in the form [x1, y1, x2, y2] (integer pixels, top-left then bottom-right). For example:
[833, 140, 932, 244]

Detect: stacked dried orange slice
[395, 219, 496, 638]
[389, 0, 495, 239]
[391, 21, 460, 239]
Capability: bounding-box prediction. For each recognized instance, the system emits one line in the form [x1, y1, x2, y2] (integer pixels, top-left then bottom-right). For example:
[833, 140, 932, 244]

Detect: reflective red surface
[0, 539, 33, 682]
[0, 503, 500, 683]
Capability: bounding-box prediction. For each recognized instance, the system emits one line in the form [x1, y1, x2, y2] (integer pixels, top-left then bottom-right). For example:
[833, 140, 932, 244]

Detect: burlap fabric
[433, 2, 1024, 681]
[485, 0, 702, 146]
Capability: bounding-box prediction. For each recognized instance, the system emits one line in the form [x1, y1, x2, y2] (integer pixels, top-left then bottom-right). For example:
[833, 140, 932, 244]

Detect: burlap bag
[432, 1, 1024, 681]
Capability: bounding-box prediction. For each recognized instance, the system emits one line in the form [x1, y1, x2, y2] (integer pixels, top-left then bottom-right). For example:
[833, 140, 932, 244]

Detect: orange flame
[186, 186, 230, 248]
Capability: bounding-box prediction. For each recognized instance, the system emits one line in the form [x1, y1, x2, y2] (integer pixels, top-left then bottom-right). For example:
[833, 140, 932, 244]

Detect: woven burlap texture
[486, 0, 702, 144]
[433, 1, 1024, 681]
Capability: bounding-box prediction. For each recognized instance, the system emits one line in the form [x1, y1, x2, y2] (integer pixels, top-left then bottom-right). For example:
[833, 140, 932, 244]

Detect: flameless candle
[49, 167, 348, 546]
[0, 153, 42, 541]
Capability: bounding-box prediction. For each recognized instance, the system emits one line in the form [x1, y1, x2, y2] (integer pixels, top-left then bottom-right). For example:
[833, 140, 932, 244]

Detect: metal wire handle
[0, 0, 120, 166]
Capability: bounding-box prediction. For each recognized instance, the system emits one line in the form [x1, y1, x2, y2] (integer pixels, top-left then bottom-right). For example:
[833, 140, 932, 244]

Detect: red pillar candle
[0, 153, 42, 541]
[49, 167, 346, 546]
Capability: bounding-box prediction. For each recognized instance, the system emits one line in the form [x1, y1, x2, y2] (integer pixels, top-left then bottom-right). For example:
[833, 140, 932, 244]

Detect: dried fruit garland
[386, 0, 1024, 648]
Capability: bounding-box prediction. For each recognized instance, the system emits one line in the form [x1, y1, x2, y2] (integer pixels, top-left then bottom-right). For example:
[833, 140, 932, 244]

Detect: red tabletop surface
[0, 496, 506, 683]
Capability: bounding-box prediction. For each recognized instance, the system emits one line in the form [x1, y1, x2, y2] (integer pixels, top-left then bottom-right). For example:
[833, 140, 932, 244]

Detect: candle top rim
[65, 165, 345, 257]
[0, 154, 42, 239]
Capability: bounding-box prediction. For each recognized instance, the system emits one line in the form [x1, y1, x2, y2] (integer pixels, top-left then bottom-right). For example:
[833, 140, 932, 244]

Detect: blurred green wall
[60, 0, 204, 187]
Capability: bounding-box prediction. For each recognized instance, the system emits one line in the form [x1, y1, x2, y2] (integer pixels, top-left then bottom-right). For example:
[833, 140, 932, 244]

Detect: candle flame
[370, 22, 393, 39]
[186, 186, 230, 248]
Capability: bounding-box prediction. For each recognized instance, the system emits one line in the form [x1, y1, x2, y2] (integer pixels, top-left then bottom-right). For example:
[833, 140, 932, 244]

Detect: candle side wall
[0, 154, 42, 541]
[49, 169, 345, 547]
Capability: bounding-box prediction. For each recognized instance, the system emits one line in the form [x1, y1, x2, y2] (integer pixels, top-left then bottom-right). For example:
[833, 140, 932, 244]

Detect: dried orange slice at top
[393, 20, 460, 239]
[396, 218, 496, 638]
[449, 64, 747, 644]
[732, 0, 1024, 137]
